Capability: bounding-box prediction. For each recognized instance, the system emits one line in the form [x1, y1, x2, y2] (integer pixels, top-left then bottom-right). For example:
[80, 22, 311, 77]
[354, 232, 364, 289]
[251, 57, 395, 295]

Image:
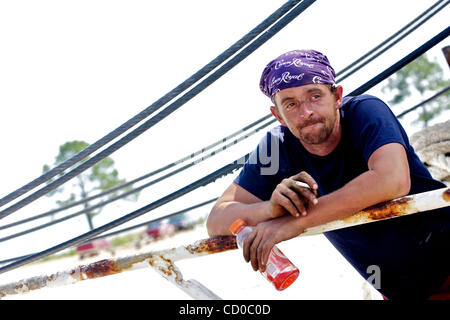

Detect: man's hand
[268, 171, 318, 218]
[242, 215, 304, 272]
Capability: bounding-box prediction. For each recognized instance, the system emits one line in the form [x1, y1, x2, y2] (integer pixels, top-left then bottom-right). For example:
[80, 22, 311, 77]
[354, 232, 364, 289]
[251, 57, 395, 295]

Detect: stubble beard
[298, 112, 337, 145]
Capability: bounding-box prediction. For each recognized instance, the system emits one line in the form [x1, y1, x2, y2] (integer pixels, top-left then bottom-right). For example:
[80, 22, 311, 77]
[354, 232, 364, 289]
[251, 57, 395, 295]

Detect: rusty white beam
[0, 188, 448, 299]
[303, 187, 450, 235]
[149, 254, 222, 300]
[0, 236, 236, 300]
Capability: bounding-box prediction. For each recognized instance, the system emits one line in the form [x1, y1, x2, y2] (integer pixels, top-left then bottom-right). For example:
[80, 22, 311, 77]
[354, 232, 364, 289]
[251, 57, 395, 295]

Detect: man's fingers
[278, 185, 307, 217]
[250, 231, 263, 271]
[292, 181, 318, 205]
[292, 171, 318, 194]
[274, 187, 303, 217]
[242, 230, 257, 263]
[258, 240, 275, 273]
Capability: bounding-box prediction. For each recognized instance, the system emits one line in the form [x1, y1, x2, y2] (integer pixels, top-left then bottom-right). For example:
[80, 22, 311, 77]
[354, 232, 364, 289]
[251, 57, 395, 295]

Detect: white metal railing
[0, 187, 448, 300]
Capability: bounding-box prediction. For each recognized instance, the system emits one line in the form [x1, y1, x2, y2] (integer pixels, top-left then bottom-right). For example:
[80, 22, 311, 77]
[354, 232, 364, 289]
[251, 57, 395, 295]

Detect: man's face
[272, 84, 342, 145]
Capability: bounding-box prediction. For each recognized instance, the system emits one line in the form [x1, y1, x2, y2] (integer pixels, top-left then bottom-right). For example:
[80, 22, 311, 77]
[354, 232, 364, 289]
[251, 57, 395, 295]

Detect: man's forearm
[207, 170, 407, 236]
[296, 169, 410, 230]
[206, 201, 271, 236]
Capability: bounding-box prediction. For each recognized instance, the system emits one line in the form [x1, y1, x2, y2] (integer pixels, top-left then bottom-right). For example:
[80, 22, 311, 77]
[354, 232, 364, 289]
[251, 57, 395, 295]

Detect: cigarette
[294, 181, 311, 189]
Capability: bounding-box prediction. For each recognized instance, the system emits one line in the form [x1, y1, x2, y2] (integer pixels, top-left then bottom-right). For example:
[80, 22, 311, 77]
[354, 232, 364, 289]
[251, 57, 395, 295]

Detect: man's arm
[207, 171, 319, 236]
[243, 142, 411, 272]
[206, 183, 269, 236]
[299, 142, 410, 228]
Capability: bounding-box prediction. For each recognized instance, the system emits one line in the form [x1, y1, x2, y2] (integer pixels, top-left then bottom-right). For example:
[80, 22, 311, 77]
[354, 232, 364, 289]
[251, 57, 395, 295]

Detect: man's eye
[311, 94, 320, 100]
[285, 102, 295, 109]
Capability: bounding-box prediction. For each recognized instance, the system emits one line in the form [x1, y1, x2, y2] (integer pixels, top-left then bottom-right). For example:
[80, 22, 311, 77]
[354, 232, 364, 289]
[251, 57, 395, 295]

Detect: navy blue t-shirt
[234, 94, 449, 299]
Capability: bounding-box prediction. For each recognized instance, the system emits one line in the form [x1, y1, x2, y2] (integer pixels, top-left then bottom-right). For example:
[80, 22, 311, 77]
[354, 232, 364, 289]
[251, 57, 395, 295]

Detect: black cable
[0, 117, 274, 240]
[0, 197, 218, 265]
[336, 0, 449, 82]
[396, 85, 450, 118]
[0, 0, 304, 209]
[0, 162, 197, 243]
[0, 0, 316, 221]
[348, 27, 450, 97]
[87, 198, 219, 243]
[0, 154, 249, 274]
[0, 117, 276, 231]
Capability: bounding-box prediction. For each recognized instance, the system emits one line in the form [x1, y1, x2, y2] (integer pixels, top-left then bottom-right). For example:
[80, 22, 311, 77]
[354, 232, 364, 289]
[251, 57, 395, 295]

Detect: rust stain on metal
[362, 197, 413, 220]
[342, 196, 414, 224]
[160, 256, 175, 279]
[186, 236, 237, 255]
[0, 276, 47, 298]
[70, 259, 122, 280]
[148, 254, 173, 275]
[443, 188, 450, 202]
[148, 254, 182, 283]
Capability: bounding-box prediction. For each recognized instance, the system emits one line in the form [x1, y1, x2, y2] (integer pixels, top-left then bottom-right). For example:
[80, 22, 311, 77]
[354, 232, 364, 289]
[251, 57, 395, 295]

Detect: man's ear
[335, 85, 344, 108]
[270, 105, 286, 126]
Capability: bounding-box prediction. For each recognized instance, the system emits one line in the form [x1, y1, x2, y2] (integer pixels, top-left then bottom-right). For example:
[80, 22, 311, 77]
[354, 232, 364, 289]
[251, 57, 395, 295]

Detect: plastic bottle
[229, 218, 299, 291]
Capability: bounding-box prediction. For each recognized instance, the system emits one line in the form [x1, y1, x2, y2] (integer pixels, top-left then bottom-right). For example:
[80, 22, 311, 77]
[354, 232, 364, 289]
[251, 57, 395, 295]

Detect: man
[206, 49, 449, 299]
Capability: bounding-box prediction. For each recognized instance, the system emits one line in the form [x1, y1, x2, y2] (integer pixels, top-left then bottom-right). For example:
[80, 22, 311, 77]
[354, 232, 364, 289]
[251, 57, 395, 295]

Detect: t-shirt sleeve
[233, 131, 283, 201]
[346, 97, 409, 162]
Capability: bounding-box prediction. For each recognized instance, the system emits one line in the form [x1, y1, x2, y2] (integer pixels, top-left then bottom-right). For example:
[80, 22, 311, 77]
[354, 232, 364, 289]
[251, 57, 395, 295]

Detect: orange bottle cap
[229, 218, 247, 235]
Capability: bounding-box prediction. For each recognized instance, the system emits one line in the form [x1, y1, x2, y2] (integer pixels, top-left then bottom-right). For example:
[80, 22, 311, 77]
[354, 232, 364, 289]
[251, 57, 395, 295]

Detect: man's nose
[299, 101, 313, 119]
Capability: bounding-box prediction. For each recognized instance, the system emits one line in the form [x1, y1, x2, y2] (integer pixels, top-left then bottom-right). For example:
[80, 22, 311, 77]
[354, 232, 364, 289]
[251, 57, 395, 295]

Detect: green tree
[43, 140, 138, 230]
[382, 53, 450, 127]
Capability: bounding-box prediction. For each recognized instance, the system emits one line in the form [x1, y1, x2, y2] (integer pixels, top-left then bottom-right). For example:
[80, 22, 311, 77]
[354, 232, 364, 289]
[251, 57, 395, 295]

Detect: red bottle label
[266, 247, 291, 277]
[263, 247, 299, 290]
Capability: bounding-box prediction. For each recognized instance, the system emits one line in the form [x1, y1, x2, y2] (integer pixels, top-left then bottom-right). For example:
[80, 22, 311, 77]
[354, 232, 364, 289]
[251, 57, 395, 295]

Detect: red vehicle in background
[145, 220, 176, 240]
[135, 220, 176, 249]
[145, 221, 163, 240]
[76, 238, 115, 260]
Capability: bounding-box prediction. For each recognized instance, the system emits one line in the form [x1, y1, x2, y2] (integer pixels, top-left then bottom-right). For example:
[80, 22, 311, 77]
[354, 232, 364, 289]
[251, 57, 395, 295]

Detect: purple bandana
[259, 49, 336, 101]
